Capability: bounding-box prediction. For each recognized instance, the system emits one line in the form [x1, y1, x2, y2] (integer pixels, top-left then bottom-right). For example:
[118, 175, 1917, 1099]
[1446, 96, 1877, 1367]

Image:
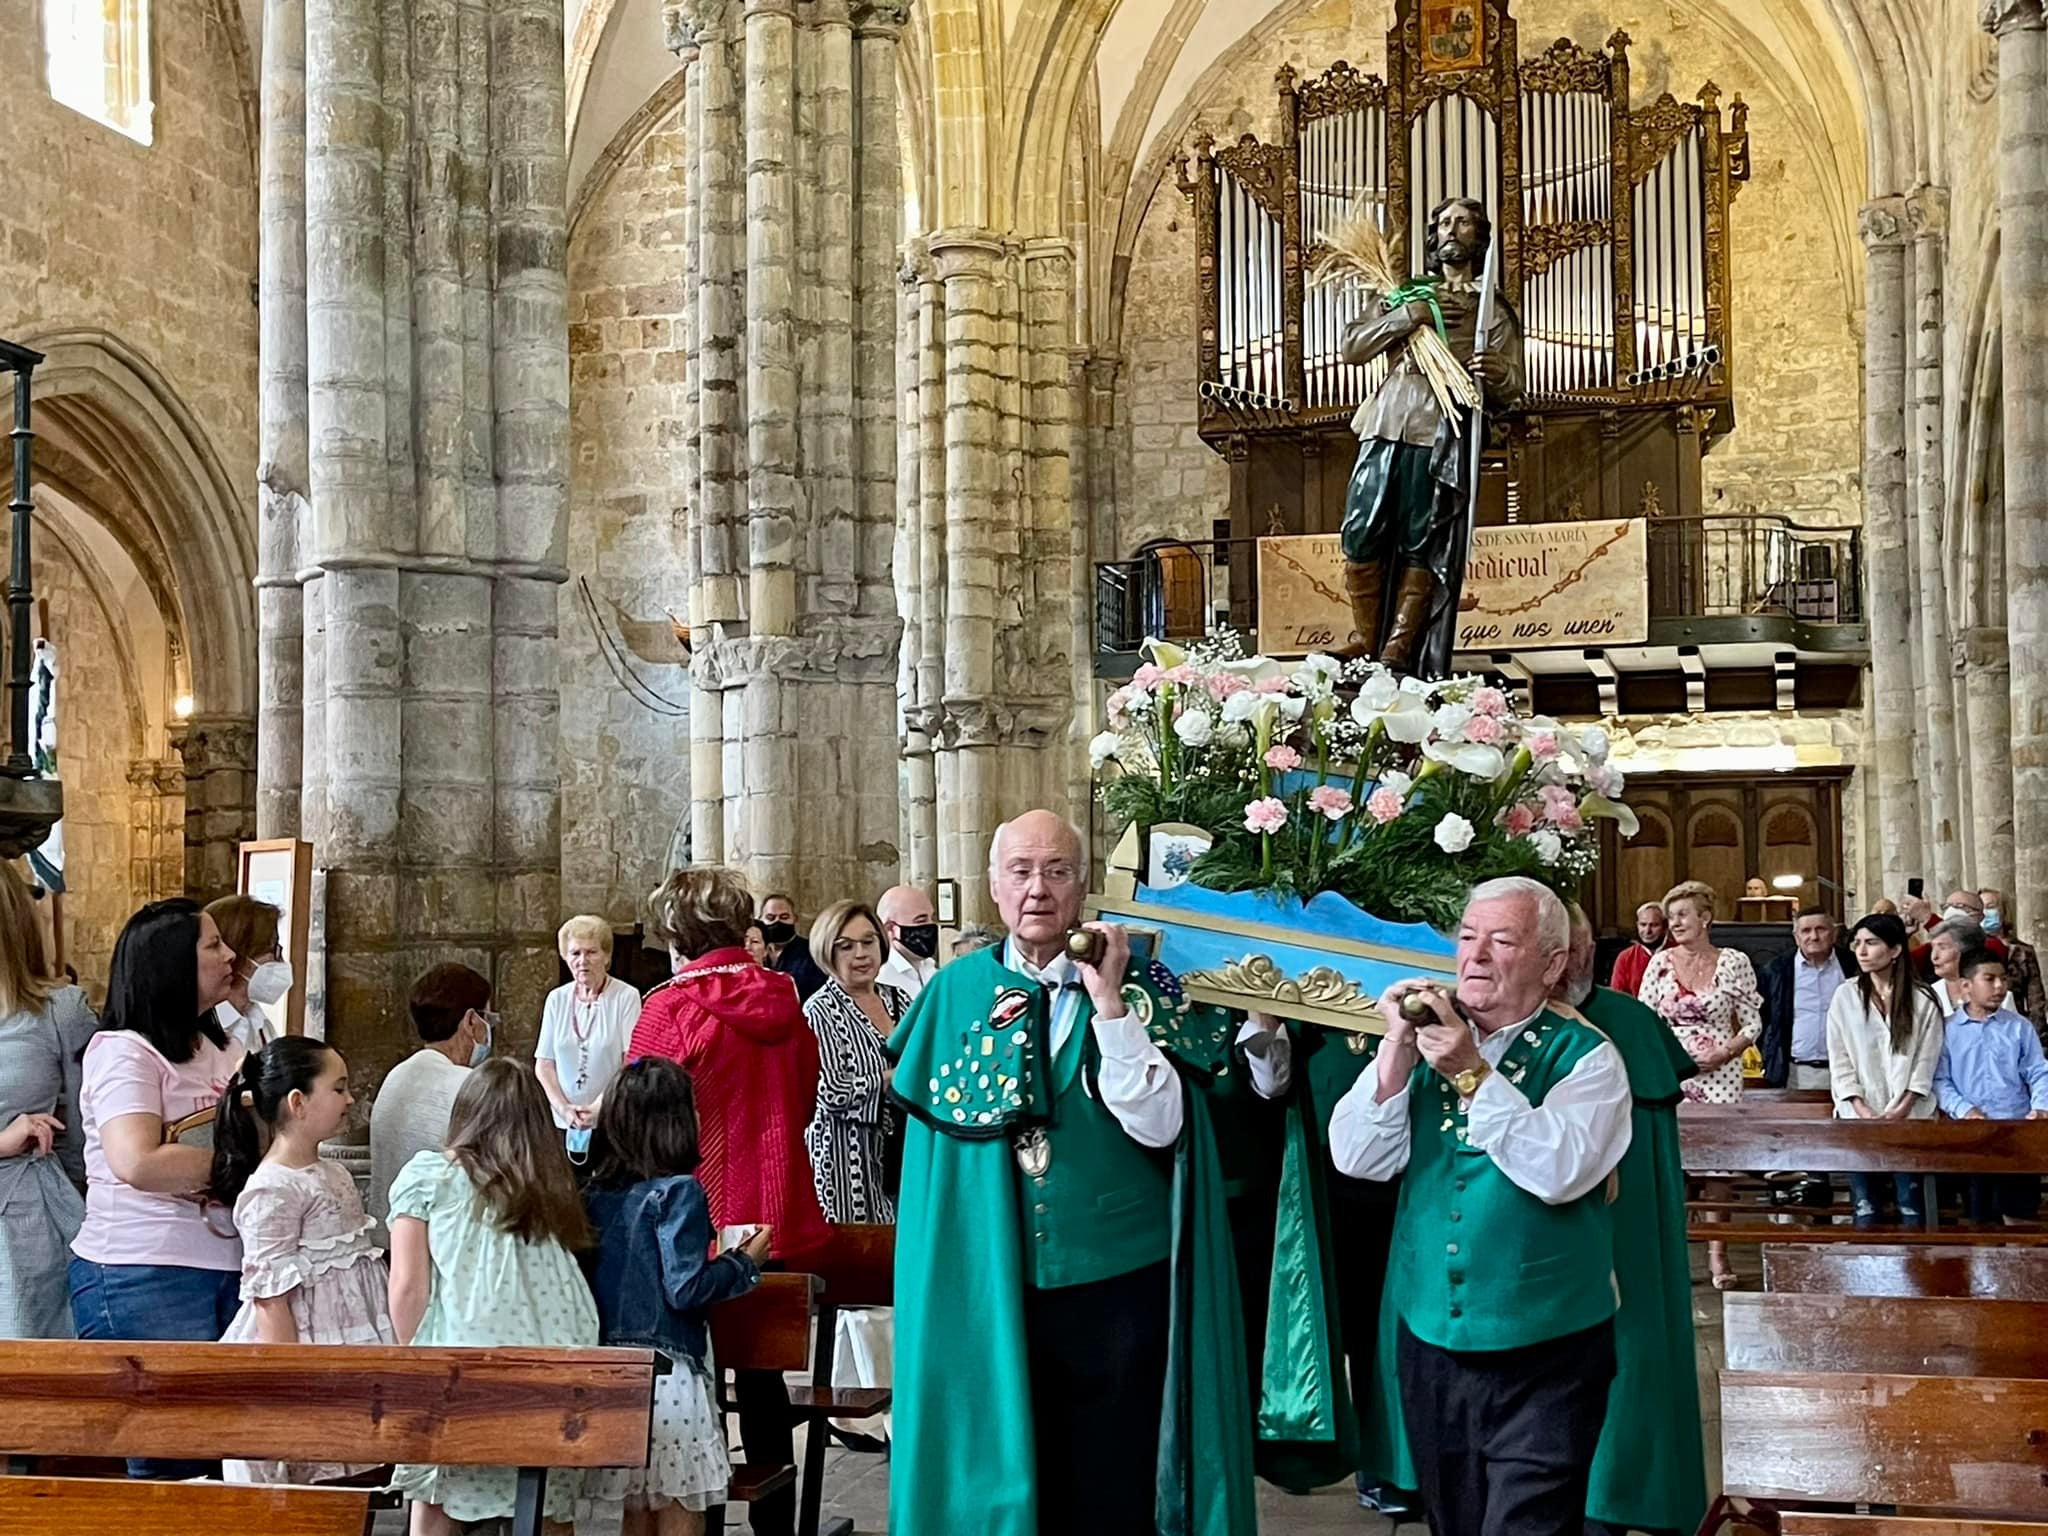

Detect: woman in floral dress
[1637, 879, 1761, 1290]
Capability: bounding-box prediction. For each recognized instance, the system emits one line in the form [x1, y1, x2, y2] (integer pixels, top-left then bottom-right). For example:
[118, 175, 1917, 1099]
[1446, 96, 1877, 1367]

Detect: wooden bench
[1681, 1115, 2048, 1243]
[1762, 1243, 2048, 1300]
[0, 1475, 375, 1535]
[707, 1272, 813, 1527]
[791, 1224, 897, 1536]
[1780, 1517, 2048, 1534]
[0, 1340, 660, 1536]
[1721, 1291, 2048, 1527]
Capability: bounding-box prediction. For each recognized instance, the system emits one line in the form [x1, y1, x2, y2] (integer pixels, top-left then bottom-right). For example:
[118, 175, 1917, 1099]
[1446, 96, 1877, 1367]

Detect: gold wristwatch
[1452, 1062, 1492, 1098]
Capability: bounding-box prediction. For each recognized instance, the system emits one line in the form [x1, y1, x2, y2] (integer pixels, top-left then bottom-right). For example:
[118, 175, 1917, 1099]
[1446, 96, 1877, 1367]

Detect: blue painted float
[1093, 881, 1457, 1034]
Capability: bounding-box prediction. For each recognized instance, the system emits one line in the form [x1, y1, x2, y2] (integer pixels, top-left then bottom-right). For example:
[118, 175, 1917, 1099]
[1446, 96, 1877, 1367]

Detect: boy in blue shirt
[1934, 947, 2048, 1223]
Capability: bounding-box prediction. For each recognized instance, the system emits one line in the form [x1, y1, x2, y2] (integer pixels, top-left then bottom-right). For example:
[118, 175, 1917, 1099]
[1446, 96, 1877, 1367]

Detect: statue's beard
[1435, 235, 1475, 269]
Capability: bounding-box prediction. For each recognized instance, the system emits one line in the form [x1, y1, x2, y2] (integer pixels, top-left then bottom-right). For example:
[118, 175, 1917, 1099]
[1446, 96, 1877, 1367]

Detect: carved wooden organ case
[1174, 0, 1751, 558]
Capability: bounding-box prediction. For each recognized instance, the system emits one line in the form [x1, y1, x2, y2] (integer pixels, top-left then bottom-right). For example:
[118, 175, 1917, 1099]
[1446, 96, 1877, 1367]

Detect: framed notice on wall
[237, 839, 313, 1038]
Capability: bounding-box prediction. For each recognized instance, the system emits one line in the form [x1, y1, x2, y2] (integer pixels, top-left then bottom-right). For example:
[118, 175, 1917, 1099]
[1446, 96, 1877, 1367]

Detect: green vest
[1020, 996, 1174, 1289]
[1392, 1009, 1618, 1352]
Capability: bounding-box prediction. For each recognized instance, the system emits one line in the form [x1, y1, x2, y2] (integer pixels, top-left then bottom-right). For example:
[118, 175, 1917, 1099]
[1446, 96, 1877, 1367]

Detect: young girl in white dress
[209, 1036, 397, 1484]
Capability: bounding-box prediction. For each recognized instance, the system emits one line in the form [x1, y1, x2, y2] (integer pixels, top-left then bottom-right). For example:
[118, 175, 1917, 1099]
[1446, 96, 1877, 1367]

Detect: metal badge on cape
[991, 985, 1050, 1175]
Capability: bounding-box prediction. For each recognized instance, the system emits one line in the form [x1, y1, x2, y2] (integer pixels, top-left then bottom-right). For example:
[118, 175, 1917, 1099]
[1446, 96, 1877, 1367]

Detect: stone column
[176, 715, 256, 902]
[127, 758, 184, 902]
[1858, 196, 1922, 896]
[256, 0, 307, 840]
[1962, 626, 2018, 896]
[1989, 0, 2048, 929]
[667, 0, 904, 911]
[1907, 186, 1961, 891]
[286, 0, 571, 1089]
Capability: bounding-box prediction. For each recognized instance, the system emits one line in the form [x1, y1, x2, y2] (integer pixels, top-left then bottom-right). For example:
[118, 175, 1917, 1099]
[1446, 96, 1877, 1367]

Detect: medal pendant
[1015, 1127, 1051, 1178]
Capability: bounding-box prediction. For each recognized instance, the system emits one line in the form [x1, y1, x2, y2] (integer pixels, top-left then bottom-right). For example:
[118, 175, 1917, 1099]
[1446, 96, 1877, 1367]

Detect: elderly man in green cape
[1562, 903, 1708, 1536]
[885, 810, 1256, 1536]
[1338, 877, 1632, 1536]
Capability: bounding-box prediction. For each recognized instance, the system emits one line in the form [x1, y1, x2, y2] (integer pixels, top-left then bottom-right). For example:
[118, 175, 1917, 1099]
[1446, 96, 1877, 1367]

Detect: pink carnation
[1164, 665, 1200, 687]
[1264, 745, 1303, 772]
[1205, 672, 1251, 700]
[1503, 804, 1536, 837]
[1464, 714, 1505, 745]
[1366, 788, 1404, 825]
[1244, 797, 1290, 835]
[1528, 731, 1560, 762]
[1255, 675, 1295, 694]
[1539, 783, 1576, 816]
[1471, 686, 1508, 717]
[1551, 804, 1584, 831]
[1132, 664, 1163, 690]
[1309, 786, 1355, 821]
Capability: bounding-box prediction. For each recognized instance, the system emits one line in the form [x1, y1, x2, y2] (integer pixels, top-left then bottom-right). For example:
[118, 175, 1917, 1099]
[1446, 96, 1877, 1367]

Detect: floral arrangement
[1091, 634, 1636, 933]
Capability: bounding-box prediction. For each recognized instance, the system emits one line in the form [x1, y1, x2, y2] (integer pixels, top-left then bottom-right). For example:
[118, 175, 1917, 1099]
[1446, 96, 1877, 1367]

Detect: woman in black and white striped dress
[802, 901, 909, 1224]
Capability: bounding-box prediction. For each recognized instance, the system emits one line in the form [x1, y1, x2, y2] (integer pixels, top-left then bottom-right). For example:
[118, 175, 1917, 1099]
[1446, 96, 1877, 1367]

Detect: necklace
[568, 983, 603, 1083]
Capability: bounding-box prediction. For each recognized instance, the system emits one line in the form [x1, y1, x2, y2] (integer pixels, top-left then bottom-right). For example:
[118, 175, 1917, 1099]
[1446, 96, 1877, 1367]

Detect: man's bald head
[990, 810, 1088, 962]
[877, 884, 935, 929]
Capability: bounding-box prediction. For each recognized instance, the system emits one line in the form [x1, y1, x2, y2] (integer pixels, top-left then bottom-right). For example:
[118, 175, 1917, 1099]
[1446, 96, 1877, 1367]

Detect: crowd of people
[1610, 881, 2048, 1240]
[15, 832, 2037, 1534]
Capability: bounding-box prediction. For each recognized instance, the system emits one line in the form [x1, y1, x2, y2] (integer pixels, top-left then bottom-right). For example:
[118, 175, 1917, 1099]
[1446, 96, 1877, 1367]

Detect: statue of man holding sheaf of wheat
[1322, 195, 1523, 679]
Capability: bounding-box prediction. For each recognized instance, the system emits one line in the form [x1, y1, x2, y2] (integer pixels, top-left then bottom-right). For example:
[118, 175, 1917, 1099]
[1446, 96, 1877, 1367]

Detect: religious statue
[1337, 196, 1523, 677]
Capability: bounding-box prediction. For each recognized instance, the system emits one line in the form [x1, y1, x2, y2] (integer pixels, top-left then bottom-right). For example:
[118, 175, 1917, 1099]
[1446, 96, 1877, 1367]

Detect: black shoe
[826, 1425, 888, 1454]
[1356, 1482, 1417, 1517]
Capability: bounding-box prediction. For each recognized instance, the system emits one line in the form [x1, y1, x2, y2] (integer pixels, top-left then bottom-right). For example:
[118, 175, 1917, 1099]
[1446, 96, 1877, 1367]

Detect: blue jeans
[1847, 1172, 1924, 1222]
[68, 1257, 240, 1479]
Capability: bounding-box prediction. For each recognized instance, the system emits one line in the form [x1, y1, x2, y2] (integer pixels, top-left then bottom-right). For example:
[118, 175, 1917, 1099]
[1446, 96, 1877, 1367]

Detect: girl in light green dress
[386, 1057, 599, 1535]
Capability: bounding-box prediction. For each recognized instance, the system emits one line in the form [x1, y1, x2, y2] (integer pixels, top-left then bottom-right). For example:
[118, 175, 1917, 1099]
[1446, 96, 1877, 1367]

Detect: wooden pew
[1724, 1292, 2048, 1377]
[790, 1224, 897, 1536]
[1762, 1243, 2048, 1299]
[1720, 1292, 2048, 1526]
[1721, 1372, 2048, 1515]
[0, 1340, 659, 1536]
[0, 1475, 374, 1535]
[1782, 1518, 2048, 1535]
[707, 1272, 813, 1528]
[1681, 1116, 2048, 1243]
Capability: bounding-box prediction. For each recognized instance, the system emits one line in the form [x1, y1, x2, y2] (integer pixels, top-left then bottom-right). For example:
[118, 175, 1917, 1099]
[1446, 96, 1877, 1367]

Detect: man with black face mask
[876, 884, 941, 999]
[758, 892, 827, 1003]
[1336, 195, 1522, 677]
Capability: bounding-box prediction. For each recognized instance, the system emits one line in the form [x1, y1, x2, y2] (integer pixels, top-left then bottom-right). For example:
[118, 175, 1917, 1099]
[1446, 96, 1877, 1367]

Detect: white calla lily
[1423, 737, 1507, 780]
[1578, 792, 1640, 838]
[1216, 654, 1288, 686]
[1088, 730, 1121, 769]
[1351, 673, 1434, 743]
[1140, 636, 1188, 670]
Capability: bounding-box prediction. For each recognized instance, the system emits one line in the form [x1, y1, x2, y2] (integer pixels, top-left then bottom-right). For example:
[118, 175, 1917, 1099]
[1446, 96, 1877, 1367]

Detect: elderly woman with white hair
[536, 915, 642, 1144]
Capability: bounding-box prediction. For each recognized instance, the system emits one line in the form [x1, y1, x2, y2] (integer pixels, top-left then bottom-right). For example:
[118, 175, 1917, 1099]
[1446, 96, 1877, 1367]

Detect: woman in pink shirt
[67, 898, 242, 1478]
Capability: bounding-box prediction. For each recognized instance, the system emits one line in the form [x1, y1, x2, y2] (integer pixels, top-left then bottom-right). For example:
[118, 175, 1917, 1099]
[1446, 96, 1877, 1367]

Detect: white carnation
[1173, 710, 1215, 747]
[1380, 769, 1414, 797]
[1221, 690, 1263, 725]
[1088, 730, 1122, 769]
[1528, 828, 1563, 866]
[1433, 813, 1476, 854]
[1580, 725, 1611, 763]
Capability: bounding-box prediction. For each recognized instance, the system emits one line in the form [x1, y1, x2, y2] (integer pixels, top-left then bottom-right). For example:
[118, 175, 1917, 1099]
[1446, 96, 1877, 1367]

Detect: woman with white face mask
[204, 897, 293, 1054]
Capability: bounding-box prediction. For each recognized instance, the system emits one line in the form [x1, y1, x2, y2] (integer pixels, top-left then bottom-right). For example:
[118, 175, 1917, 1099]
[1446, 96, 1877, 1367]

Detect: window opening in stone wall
[43, 0, 154, 145]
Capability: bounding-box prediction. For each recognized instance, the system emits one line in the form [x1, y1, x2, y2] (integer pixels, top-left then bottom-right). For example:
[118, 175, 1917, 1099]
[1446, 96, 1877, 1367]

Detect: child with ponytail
[209, 1036, 396, 1485]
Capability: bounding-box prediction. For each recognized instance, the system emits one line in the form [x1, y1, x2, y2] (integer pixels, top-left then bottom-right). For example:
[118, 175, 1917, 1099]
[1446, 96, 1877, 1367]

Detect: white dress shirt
[877, 947, 937, 1000]
[215, 999, 274, 1054]
[1790, 953, 1844, 1062]
[1005, 938, 1183, 1149]
[1239, 1020, 1294, 1099]
[1328, 1010, 1633, 1205]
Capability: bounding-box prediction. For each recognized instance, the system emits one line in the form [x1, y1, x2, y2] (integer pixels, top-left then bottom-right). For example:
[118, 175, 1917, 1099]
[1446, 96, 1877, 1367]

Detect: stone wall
[564, 94, 695, 927]
[0, 0, 258, 497]
[1111, 0, 1864, 558]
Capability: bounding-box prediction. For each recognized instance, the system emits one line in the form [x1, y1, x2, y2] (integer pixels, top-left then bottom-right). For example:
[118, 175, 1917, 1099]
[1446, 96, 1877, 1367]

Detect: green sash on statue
[885, 948, 1256, 1536]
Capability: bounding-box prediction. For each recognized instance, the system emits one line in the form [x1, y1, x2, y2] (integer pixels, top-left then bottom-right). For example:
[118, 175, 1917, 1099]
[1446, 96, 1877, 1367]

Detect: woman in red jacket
[630, 865, 828, 1536]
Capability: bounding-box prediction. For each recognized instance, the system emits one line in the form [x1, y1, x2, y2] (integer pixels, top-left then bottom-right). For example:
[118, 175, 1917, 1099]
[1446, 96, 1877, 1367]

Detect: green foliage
[1100, 774, 1249, 844]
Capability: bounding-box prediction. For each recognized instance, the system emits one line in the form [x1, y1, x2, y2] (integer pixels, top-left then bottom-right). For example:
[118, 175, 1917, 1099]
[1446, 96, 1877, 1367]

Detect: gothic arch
[16, 327, 257, 722]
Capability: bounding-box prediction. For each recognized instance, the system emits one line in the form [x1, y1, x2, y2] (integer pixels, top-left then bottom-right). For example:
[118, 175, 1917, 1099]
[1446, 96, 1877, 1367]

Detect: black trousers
[733, 1366, 796, 1535]
[1397, 1318, 1617, 1536]
[1023, 1261, 1171, 1536]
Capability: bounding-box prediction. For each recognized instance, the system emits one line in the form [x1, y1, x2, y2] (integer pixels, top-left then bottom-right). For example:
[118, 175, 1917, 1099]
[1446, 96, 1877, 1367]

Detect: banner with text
[1255, 519, 1649, 657]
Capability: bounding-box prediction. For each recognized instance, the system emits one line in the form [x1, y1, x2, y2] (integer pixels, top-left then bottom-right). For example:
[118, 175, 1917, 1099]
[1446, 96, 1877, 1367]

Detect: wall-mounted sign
[1255, 519, 1650, 658]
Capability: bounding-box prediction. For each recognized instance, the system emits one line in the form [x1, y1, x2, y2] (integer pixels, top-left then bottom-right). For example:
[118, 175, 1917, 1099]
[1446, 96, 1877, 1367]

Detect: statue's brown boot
[1379, 566, 1436, 673]
[1338, 561, 1384, 660]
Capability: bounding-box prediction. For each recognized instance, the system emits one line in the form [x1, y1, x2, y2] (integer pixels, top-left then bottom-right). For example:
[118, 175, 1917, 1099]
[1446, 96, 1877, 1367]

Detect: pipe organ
[1175, 0, 1750, 602]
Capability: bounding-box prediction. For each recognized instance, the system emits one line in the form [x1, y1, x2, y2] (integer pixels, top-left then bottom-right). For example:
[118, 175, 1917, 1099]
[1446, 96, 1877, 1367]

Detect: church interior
[2, 0, 2045, 1531]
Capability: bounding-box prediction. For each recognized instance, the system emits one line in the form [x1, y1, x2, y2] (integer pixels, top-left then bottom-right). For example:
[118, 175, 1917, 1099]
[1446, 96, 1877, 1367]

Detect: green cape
[1579, 986, 1708, 1534]
[1361, 992, 1708, 1532]
[885, 949, 1257, 1536]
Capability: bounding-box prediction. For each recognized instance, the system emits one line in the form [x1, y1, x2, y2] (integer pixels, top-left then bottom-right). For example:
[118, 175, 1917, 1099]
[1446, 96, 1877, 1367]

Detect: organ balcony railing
[1093, 512, 1864, 664]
